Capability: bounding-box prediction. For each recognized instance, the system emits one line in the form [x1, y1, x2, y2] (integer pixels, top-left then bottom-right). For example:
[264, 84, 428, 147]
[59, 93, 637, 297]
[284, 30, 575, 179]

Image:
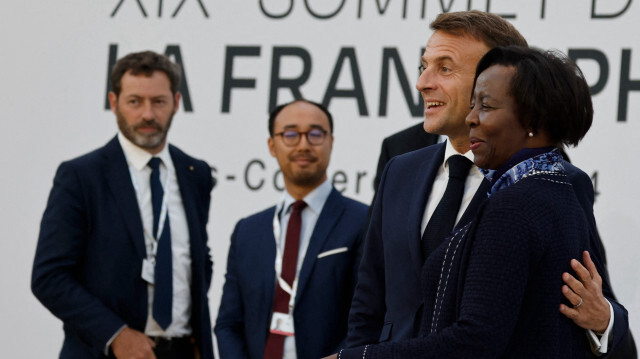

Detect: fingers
[562, 271, 584, 296]
[562, 284, 582, 307]
[570, 258, 592, 285]
[559, 284, 584, 324]
[559, 303, 578, 320]
[582, 251, 602, 284]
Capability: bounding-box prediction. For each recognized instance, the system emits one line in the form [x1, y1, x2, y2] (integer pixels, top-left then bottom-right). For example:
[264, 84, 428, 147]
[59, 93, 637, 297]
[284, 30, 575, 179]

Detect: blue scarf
[480, 147, 566, 197]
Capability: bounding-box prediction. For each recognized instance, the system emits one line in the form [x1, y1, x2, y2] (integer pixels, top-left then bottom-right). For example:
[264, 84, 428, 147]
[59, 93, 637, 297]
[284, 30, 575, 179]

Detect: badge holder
[270, 311, 295, 336]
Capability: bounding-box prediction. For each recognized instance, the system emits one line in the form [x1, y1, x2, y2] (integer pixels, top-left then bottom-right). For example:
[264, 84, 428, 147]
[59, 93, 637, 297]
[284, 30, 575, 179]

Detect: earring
[528, 131, 534, 137]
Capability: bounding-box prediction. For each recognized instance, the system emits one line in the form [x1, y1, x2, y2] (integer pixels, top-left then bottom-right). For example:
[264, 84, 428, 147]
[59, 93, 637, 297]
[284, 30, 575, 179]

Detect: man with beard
[215, 99, 368, 359]
[32, 51, 215, 359]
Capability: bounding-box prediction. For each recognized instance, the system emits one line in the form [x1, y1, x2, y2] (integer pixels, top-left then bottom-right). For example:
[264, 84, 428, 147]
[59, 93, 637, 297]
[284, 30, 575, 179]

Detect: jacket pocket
[378, 322, 393, 342]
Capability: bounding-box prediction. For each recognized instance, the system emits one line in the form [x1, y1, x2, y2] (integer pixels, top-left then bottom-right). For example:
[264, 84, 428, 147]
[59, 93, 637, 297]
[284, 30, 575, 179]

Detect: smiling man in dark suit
[215, 99, 368, 359]
[31, 51, 215, 359]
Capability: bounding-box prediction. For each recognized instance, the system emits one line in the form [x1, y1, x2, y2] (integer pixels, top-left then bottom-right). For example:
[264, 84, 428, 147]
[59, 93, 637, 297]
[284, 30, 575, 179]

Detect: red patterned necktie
[263, 200, 307, 359]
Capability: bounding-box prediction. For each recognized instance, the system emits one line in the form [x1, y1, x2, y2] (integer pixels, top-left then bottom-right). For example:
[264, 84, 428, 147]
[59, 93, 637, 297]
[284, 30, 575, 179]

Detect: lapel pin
[189, 166, 194, 171]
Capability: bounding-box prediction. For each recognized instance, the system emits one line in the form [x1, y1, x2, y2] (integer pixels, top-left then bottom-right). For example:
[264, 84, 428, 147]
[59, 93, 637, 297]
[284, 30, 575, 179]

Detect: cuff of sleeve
[340, 344, 370, 359]
[105, 325, 128, 356]
[586, 300, 614, 354]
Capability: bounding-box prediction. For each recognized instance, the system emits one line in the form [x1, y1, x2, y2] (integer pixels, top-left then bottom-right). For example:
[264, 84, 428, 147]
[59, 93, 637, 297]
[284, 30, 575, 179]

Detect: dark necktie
[263, 200, 307, 359]
[421, 155, 473, 261]
[148, 157, 173, 330]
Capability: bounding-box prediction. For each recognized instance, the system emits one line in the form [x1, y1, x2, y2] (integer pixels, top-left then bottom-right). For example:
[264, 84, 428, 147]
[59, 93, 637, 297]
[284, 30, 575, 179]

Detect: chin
[422, 118, 444, 135]
[472, 157, 488, 170]
[136, 134, 165, 149]
[292, 174, 324, 188]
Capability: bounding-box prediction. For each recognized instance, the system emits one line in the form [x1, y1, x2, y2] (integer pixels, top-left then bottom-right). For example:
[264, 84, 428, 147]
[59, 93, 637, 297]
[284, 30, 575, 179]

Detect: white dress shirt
[275, 179, 333, 359]
[118, 132, 193, 338]
[420, 139, 484, 235]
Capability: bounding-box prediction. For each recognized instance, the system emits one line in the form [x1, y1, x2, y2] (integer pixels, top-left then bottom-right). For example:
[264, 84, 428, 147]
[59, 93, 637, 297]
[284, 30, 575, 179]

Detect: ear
[268, 137, 276, 157]
[173, 92, 181, 114]
[108, 92, 118, 115]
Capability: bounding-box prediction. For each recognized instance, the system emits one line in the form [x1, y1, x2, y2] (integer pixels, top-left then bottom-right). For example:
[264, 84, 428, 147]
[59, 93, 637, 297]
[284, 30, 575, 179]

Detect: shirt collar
[443, 137, 475, 171]
[282, 178, 332, 216]
[117, 132, 171, 170]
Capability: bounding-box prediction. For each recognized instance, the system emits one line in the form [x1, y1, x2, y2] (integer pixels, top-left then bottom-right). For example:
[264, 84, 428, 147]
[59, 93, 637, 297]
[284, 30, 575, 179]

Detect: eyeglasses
[273, 128, 328, 146]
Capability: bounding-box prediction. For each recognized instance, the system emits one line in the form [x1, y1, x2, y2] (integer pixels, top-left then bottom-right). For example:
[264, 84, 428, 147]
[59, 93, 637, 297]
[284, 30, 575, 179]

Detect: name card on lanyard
[129, 163, 170, 285]
[272, 198, 300, 315]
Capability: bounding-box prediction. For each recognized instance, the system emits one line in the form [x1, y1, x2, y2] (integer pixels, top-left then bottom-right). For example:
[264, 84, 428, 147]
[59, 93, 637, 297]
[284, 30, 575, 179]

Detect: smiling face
[109, 70, 180, 154]
[268, 101, 333, 198]
[466, 65, 528, 169]
[416, 31, 490, 151]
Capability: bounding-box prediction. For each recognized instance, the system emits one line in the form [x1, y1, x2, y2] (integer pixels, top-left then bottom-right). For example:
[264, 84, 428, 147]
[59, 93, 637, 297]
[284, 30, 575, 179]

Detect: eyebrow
[282, 124, 326, 130]
[421, 55, 454, 64]
[123, 94, 171, 100]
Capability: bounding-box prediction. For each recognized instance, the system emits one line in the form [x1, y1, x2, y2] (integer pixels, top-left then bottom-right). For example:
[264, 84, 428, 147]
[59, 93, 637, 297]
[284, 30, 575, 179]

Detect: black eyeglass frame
[273, 128, 329, 146]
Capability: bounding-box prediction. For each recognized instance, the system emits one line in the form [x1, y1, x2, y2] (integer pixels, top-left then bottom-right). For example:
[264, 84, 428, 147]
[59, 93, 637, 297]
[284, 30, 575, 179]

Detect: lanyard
[128, 162, 170, 259]
[272, 198, 301, 314]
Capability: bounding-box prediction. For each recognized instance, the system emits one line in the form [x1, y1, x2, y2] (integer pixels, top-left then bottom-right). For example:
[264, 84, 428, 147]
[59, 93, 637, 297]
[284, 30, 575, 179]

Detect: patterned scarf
[480, 148, 566, 197]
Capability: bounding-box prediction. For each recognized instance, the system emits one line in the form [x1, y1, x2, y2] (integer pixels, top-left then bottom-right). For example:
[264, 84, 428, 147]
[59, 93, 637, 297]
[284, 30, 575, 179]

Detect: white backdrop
[1, 0, 638, 356]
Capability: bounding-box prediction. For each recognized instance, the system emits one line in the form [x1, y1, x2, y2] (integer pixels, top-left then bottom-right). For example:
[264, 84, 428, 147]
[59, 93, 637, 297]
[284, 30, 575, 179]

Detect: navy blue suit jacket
[347, 142, 629, 356]
[215, 188, 368, 359]
[31, 137, 215, 358]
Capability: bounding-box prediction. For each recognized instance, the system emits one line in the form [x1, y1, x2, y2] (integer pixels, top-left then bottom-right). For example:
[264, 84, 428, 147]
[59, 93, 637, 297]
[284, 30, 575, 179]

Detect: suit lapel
[261, 207, 278, 311]
[407, 144, 445, 274]
[103, 137, 147, 259]
[295, 188, 344, 305]
[169, 146, 203, 259]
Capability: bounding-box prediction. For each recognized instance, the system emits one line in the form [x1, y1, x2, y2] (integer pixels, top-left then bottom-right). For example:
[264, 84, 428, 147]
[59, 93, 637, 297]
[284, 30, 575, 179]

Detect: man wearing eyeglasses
[215, 99, 369, 359]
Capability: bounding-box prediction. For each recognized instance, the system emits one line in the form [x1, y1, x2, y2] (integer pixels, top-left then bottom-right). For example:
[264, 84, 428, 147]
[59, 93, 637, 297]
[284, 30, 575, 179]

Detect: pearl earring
[528, 131, 534, 137]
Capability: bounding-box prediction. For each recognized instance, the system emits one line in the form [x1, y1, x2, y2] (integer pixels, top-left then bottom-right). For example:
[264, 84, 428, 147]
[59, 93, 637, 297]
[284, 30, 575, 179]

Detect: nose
[416, 66, 435, 93]
[465, 105, 478, 128]
[296, 132, 312, 149]
[141, 101, 154, 121]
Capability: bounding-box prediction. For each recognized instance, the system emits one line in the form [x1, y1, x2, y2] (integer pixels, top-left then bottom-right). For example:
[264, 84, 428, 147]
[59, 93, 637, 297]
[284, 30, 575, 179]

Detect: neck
[284, 176, 326, 200]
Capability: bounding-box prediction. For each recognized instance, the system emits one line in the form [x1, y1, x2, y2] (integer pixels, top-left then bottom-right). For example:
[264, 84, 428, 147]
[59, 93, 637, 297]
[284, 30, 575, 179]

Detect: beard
[116, 107, 173, 151]
[289, 169, 326, 188]
[285, 153, 327, 188]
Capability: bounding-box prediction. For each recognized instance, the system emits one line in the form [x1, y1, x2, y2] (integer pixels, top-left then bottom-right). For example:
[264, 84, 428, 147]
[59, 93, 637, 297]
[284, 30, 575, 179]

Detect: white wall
[1, 0, 638, 356]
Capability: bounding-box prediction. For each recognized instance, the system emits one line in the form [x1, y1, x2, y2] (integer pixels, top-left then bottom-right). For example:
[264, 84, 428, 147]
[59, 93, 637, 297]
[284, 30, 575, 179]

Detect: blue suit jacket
[215, 188, 368, 359]
[31, 137, 215, 358]
[347, 142, 629, 355]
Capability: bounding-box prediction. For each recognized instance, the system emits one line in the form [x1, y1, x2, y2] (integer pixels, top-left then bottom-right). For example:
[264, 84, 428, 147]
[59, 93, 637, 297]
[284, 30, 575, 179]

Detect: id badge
[269, 312, 295, 336]
[141, 258, 155, 284]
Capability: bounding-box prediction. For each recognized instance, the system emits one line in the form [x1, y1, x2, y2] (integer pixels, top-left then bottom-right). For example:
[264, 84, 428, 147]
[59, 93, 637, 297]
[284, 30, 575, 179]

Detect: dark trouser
[150, 336, 196, 359]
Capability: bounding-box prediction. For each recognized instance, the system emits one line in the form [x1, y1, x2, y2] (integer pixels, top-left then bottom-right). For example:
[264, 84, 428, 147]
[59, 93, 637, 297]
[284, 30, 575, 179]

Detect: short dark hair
[430, 10, 528, 48]
[268, 99, 334, 137]
[110, 51, 182, 97]
[473, 46, 593, 147]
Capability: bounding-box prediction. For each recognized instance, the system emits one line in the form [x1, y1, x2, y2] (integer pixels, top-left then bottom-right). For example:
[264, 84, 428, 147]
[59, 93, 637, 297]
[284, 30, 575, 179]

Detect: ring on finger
[574, 297, 583, 308]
